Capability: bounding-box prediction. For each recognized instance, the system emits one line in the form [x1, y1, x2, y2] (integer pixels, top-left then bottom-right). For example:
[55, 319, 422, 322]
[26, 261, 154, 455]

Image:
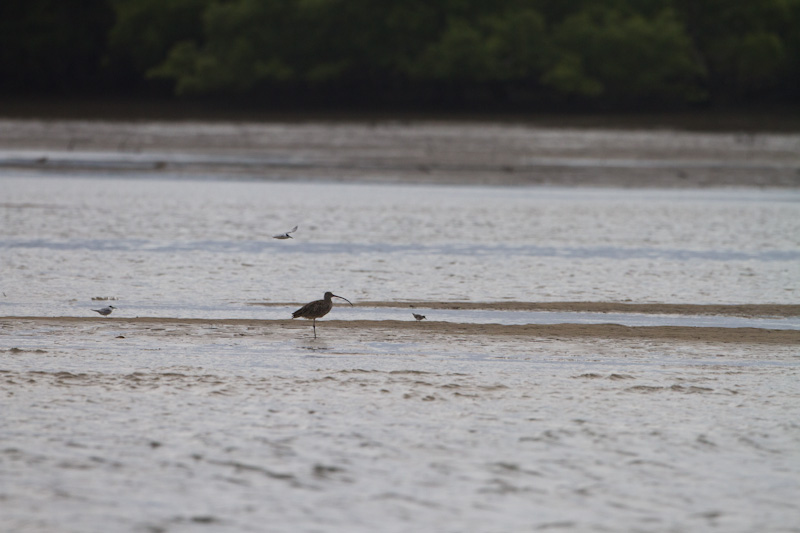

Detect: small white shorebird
[92, 305, 116, 316]
[412, 313, 426, 321]
[273, 225, 298, 239]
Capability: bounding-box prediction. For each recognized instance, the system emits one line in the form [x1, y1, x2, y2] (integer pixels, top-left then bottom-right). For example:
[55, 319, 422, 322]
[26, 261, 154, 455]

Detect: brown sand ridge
[327, 320, 800, 345]
[3, 316, 798, 345]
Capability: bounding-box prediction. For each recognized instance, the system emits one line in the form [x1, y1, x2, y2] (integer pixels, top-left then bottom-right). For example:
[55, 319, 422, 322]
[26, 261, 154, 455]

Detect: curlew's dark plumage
[412, 313, 426, 321]
[292, 292, 353, 338]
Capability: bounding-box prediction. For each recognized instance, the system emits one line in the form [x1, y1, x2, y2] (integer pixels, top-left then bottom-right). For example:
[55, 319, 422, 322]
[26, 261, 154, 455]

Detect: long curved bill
[332, 294, 353, 306]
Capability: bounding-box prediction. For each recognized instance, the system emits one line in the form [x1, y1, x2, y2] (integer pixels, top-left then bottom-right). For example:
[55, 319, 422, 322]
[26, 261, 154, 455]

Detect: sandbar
[3, 316, 798, 345]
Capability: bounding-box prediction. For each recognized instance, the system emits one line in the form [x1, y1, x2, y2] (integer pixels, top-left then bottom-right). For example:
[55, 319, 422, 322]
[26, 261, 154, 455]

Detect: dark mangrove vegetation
[2, 0, 799, 111]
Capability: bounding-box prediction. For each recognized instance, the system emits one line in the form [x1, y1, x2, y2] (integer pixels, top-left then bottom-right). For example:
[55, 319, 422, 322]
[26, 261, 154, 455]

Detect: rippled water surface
[2, 175, 798, 317]
[3, 318, 799, 533]
[2, 172, 799, 533]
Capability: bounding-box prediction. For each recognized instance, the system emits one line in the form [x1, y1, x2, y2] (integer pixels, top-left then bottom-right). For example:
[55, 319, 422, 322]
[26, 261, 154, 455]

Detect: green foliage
[673, 0, 798, 98]
[737, 31, 785, 90]
[409, 9, 549, 83]
[544, 8, 706, 102]
[108, 0, 210, 75]
[4, 0, 800, 107]
[150, 0, 427, 93]
[540, 54, 603, 97]
[148, 0, 293, 94]
[411, 19, 496, 81]
[132, 0, 720, 104]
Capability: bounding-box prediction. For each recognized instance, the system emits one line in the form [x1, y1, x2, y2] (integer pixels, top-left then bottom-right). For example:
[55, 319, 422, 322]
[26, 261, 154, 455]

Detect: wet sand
[270, 301, 800, 317]
[1, 118, 798, 187]
[2, 118, 799, 532]
[3, 316, 798, 345]
[6, 303, 799, 345]
[3, 315, 798, 532]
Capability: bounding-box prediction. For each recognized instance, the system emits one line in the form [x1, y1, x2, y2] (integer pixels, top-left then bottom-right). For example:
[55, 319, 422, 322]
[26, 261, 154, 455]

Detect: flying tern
[273, 225, 298, 239]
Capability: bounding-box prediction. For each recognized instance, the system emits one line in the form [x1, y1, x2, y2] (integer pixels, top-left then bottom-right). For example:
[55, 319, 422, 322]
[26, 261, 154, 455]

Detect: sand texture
[1, 119, 799, 186]
[3, 315, 798, 345]
[2, 118, 799, 532]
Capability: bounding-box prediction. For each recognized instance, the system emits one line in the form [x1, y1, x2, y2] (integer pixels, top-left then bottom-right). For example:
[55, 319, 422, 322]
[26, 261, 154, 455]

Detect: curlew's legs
[292, 291, 353, 338]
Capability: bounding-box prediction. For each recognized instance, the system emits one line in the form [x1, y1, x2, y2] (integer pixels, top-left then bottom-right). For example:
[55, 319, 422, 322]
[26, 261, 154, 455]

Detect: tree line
[2, 0, 799, 110]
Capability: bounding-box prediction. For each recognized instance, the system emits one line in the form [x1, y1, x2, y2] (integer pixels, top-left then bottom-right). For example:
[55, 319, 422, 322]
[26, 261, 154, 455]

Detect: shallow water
[2, 319, 799, 533]
[2, 171, 800, 532]
[1, 175, 798, 318]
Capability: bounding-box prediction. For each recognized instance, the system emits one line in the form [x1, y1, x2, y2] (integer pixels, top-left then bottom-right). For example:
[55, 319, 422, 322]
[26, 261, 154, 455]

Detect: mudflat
[3, 315, 798, 345]
[1, 118, 798, 187]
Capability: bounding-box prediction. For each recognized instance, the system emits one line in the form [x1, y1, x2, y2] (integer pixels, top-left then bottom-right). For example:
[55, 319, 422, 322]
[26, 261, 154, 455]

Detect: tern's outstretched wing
[273, 225, 299, 239]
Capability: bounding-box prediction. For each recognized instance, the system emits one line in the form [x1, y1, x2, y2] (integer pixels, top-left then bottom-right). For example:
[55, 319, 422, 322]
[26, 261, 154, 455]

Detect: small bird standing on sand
[292, 292, 353, 338]
[412, 313, 426, 321]
[92, 305, 116, 316]
[273, 225, 298, 239]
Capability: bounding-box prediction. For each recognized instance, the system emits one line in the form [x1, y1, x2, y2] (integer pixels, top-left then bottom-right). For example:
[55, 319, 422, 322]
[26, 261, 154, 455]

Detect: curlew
[92, 305, 116, 316]
[273, 225, 298, 239]
[412, 313, 426, 321]
[292, 292, 353, 338]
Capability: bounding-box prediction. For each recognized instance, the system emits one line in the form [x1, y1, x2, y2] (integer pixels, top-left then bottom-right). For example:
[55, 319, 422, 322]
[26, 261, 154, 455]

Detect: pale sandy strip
[252, 301, 800, 318]
[3, 317, 798, 345]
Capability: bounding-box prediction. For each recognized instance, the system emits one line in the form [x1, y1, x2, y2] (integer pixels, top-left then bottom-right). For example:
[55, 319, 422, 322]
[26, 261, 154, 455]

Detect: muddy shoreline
[3, 98, 800, 132]
[1, 118, 798, 187]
